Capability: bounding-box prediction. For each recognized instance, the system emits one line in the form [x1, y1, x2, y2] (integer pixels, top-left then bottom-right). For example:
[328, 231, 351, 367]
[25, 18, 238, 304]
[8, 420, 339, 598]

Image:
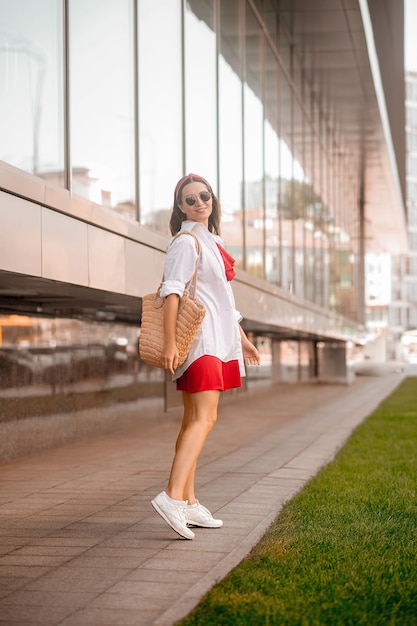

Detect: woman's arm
[161, 293, 180, 374]
[239, 325, 261, 366]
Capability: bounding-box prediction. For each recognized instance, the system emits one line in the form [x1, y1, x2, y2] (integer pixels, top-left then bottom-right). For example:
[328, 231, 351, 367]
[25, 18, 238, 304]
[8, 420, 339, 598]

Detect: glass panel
[138, 0, 182, 233]
[279, 72, 294, 292]
[302, 91, 315, 303]
[264, 43, 280, 284]
[0, 314, 164, 414]
[219, 0, 244, 266]
[293, 98, 306, 301]
[407, 106, 417, 128]
[408, 154, 417, 177]
[185, 0, 217, 187]
[0, 0, 63, 182]
[408, 197, 417, 226]
[408, 130, 417, 152]
[244, 3, 263, 278]
[310, 99, 321, 306]
[315, 113, 326, 308]
[70, 0, 135, 217]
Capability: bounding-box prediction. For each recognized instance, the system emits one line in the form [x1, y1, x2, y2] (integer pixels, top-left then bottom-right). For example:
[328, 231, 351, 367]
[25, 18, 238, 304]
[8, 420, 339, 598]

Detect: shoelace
[195, 501, 212, 516]
[175, 501, 188, 524]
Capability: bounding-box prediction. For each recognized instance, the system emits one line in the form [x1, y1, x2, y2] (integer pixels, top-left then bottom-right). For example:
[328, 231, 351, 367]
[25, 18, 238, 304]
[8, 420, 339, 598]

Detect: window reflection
[219, 0, 244, 267]
[244, 84, 264, 278]
[264, 122, 280, 284]
[70, 0, 135, 217]
[244, 4, 263, 278]
[0, 0, 63, 181]
[138, 0, 182, 233]
[185, 1, 217, 186]
[0, 315, 163, 411]
[264, 43, 280, 285]
[279, 76, 294, 292]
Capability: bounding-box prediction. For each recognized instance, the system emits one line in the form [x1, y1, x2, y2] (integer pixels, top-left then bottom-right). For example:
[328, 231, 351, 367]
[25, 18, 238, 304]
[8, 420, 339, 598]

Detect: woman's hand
[161, 340, 179, 375]
[239, 326, 261, 366]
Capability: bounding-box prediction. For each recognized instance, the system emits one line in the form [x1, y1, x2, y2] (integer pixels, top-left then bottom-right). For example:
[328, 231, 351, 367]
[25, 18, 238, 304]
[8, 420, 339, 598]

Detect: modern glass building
[0, 1, 408, 459]
[387, 71, 417, 360]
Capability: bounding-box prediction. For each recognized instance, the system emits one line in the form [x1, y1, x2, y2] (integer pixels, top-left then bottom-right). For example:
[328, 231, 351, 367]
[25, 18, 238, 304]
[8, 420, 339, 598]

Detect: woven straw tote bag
[139, 232, 206, 368]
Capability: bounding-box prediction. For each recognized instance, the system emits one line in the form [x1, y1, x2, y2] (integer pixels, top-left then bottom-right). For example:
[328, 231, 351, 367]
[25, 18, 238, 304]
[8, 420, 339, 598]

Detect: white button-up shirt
[160, 221, 245, 381]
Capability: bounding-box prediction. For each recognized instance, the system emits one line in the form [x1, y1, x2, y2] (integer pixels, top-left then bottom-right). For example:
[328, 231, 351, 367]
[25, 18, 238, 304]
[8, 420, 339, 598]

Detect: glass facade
[0, 0, 360, 320]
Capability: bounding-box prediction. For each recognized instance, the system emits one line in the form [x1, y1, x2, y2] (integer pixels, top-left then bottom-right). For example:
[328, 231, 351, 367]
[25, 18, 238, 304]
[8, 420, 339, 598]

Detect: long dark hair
[169, 173, 221, 236]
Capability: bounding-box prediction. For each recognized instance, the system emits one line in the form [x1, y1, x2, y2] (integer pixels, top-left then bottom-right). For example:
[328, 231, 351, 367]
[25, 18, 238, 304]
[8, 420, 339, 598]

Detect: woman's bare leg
[166, 390, 220, 502]
[173, 394, 198, 503]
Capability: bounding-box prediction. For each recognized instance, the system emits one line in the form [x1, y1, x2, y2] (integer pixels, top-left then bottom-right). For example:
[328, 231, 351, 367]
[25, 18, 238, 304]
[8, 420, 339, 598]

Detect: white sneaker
[187, 500, 223, 528]
[151, 491, 195, 540]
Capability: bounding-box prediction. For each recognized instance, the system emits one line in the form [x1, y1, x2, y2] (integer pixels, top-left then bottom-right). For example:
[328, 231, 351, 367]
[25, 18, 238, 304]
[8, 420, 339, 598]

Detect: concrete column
[271, 339, 283, 383]
[316, 341, 354, 384]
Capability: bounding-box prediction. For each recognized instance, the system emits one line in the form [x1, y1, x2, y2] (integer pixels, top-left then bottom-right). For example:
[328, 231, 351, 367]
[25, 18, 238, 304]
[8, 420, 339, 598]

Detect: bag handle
[167, 231, 202, 300]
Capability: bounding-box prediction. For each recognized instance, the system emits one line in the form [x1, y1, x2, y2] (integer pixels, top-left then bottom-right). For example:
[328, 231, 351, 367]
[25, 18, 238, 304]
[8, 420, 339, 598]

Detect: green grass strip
[179, 377, 417, 626]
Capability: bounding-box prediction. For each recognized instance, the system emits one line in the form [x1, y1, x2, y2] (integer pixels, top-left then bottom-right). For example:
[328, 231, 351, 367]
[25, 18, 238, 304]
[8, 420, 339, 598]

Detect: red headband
[175, 173, 210, 200]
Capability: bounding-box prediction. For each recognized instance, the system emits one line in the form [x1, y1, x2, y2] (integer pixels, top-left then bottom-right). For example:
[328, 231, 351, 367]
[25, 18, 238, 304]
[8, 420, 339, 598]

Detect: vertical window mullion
[241, 0, 247, 271]
[133, 0, 140, 221]
[63, 0, 71, 192]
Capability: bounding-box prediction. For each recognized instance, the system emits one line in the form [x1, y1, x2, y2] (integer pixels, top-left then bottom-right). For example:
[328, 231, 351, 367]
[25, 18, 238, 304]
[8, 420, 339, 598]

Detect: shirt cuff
[160, 279, 186, 298]
[234, 309, 243, 323]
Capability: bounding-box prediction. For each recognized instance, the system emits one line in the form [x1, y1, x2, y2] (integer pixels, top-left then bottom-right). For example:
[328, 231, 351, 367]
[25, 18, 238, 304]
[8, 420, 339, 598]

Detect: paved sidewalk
[0, 366, 412, 626]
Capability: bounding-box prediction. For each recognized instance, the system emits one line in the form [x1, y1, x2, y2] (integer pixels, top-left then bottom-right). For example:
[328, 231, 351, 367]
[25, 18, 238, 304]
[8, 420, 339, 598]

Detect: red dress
[176, 244, 241, 393]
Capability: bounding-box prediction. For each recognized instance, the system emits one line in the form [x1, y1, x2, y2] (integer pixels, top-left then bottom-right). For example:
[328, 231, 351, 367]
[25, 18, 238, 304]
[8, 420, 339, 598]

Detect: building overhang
[278, 0, 408, 254]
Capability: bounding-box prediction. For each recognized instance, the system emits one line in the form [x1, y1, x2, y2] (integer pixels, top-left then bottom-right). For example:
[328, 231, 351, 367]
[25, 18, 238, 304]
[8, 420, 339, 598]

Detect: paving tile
[0, 590, 95, 608]
[59, 607, 158, 626]
[97, 536, 171, 550]
[81, 512, 142, 524]
[37, 530, 108, 542]
[10, 545, 88, 558]
[0, 577, 29, 598]
[64, 554, 154, 569]
[140, 550, 227, 572]
[0, 554, 73, 567]
[165, 532, 239, 553]
[105, 579, 190, 598]
[0, 566, 51, 579]
[0, 527, 50, 538]
[78, 546, 159, 559]
[0, 543, 22, 556]
[0, 603, 75, 624]
[220, 500, 273, 516]
[88, 590, 179, 612]
[0, 518, 69, 532]
[26, 567, 131, 593]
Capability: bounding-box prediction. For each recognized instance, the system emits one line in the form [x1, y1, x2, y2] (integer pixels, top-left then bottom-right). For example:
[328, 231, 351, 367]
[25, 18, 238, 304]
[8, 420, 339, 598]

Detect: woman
[151, 173, 260, 539]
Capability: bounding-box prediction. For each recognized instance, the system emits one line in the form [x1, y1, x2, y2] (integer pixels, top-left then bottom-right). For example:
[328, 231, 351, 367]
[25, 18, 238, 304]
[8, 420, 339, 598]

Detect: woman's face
[179, 181, 213, 228]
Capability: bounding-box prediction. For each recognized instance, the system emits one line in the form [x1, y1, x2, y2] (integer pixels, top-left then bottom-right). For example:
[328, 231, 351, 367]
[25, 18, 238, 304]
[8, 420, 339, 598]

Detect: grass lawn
[179, 377, 417, 626]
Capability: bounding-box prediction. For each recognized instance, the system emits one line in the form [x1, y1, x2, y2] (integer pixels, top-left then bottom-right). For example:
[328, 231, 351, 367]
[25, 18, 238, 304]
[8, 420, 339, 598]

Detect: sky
[405, 0, 417, 71]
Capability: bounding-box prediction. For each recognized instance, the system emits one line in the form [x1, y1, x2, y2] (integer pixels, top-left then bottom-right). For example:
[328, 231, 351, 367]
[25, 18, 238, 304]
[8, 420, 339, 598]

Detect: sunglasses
[183, 191, 212, 206]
